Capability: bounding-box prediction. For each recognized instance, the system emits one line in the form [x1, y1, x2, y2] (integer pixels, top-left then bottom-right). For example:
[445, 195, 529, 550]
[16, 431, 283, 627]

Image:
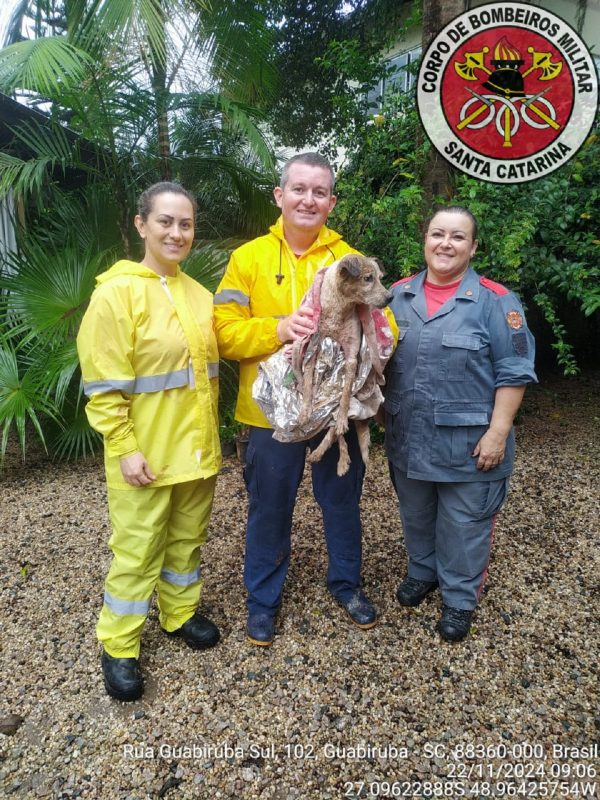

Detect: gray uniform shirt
[384, 268, 537, 482]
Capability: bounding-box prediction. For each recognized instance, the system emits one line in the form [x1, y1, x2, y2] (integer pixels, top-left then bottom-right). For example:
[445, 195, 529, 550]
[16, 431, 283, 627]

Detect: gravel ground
[0, 371, 599, 800]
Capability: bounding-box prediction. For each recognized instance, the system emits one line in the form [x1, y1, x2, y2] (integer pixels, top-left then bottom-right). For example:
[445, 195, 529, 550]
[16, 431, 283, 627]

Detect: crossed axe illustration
[454, 46, 563, 140]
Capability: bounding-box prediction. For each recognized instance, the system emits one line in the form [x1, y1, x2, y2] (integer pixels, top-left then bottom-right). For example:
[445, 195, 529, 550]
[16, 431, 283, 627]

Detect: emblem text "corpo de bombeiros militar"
[417, 2, 598, 183]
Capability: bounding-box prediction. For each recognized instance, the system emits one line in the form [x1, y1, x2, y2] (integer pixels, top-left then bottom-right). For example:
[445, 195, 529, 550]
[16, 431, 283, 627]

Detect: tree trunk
[420, 0, 466, 204]
[575, 0, 587, 34]
[150, 2, 171, 181]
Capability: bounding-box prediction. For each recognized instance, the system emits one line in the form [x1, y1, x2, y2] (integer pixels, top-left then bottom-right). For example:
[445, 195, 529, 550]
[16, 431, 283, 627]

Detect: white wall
[389, 0, 599, 57]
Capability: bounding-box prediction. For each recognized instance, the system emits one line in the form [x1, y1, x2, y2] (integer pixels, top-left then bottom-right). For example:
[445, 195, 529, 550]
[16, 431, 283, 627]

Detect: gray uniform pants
[389, 467, 509, 610]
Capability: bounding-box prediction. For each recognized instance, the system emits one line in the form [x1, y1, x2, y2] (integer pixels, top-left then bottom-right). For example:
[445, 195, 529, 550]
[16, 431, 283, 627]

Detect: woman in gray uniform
[385, 206, 537, 642]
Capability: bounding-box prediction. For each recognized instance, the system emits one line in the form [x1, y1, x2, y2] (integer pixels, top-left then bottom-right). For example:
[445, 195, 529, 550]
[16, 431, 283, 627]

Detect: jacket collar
[269, 216, 343, 256]
[399, 267, 480, 323]
[96, 259, 182, 286]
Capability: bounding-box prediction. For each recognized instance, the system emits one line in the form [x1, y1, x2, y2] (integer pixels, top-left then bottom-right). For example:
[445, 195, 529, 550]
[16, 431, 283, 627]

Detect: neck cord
[276, 241, 337, 285]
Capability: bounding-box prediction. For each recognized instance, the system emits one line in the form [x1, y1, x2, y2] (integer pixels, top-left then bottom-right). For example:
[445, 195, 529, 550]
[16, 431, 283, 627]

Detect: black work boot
[396, 576, 438, 607]
[166, 612, 220, 650]
[101, 651, 143, 701]
[437, 605, 474, 642]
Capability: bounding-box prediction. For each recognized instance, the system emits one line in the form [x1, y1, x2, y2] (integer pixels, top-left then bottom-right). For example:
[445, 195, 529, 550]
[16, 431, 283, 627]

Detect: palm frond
[34, 338, 81, 407]
[47, 397, 101, 461]
[0, 151, 56, 199]
[182, 238, 240, 292]
[196, 1, 277, 105]
[174, 152, 276, 237]
[173, 92, 276, 173]
[1, 243, 108, 338]
[9, 118, 74, 161]
[3, 0, 31, 47]
[0, 118, 100, 200]
[31, 184, 123, 254]
[0, 37, 92, 96]
[0, 343, 60, 463]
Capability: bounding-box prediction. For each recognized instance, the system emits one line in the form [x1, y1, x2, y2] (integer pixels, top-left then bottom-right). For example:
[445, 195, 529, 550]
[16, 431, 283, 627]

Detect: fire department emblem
[505, 310, 524, 329]
[417, 2, 598, 184]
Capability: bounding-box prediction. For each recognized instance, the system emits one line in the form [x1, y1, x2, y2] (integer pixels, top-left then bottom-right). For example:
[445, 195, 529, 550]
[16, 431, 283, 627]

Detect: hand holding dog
[277, 305, 316, 343]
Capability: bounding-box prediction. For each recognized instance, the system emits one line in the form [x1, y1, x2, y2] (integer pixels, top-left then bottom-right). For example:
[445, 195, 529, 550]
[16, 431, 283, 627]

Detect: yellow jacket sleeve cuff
[105, 432, 140, 459]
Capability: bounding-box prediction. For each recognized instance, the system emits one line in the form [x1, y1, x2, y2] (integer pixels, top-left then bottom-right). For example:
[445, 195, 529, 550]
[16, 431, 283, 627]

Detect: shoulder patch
[506, 310, 524, 330]
[392, 273, 418, 288]
[480, 276, 509, 296]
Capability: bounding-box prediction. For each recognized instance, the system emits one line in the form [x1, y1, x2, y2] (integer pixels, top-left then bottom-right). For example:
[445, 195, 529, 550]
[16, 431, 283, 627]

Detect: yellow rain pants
[97, 475, 216, 658]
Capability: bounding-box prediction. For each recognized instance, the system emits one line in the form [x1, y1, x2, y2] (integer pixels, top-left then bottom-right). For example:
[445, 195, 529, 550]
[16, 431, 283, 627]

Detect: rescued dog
[294, 254, 391, 476]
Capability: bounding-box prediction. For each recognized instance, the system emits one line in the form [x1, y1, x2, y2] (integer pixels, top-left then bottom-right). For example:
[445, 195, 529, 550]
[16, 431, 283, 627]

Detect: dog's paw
[335, 419, 349, 436]
[336, 456, 350, 476]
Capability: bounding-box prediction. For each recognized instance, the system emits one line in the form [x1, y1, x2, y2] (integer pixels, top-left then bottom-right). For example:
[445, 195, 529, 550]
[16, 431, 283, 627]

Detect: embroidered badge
[506, 310, 523, 329]
[512, 331, 528, 356]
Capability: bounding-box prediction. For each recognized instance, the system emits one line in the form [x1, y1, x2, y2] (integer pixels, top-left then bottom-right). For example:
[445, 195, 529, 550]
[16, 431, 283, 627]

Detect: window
[366, 46, 422, 112]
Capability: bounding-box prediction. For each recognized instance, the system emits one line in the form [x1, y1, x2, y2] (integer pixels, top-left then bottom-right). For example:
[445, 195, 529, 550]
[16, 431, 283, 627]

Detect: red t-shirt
[424, 278, 461, 317]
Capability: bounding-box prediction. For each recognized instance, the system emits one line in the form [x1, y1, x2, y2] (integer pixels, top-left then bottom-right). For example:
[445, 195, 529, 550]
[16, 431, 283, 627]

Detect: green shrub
[333, 90, 600, 374]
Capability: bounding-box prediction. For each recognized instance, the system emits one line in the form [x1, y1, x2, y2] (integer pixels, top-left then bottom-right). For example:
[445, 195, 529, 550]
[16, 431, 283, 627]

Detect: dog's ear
[339, 255, 362, 278]
[372, 257, 386, 277]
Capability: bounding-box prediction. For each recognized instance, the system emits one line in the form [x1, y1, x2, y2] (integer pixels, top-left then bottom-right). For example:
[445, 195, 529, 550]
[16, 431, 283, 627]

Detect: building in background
[367, 0, 599, 115]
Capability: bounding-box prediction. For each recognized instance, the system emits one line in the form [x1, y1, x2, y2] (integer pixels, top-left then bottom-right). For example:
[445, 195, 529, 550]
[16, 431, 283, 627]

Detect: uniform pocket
[474, 477, 509, 520]
[383, 389, 402, 415]
[431, 400, 490, 466]
[384, 389, 406, 457]
[441, 333, 483, 381]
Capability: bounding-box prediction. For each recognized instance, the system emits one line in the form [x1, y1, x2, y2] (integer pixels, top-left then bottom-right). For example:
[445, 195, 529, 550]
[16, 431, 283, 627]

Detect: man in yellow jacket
[215, 152, 395, 646]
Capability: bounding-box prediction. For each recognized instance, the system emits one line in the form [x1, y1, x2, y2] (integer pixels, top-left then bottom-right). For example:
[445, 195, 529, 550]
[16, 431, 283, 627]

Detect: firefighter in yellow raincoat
[214, 152, 398, 647]
[77, 183, 221, 701]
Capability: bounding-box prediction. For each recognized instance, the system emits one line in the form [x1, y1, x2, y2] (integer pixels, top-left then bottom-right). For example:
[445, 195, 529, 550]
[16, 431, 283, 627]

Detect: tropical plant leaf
[182, 238, 237, 292]
[0, 37, 92, 96]
[196, 0, 277, 105]
[0, 151, 58, 200]
[0, 343, 60, 463]
[1, 243, 108, 338]
[47, 397, 102, 461]
[31, 184, 123, 254]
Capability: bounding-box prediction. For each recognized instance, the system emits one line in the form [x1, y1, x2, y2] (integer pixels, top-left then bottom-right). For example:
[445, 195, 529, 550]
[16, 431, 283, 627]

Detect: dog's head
[337, 254, 391, 309]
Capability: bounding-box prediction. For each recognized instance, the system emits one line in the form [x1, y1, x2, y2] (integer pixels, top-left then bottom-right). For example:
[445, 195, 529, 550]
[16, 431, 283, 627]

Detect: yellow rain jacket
[214, 217, 398, 428]
[77, 260, 221, 489]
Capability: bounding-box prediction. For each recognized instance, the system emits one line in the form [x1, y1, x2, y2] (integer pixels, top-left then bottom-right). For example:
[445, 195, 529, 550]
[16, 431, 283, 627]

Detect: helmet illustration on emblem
[481, 37, 527, 98]
[417, 2, 598, 183]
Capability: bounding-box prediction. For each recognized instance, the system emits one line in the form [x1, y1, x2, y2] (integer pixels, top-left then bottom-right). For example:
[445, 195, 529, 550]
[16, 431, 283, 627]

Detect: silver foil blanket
[252, 332, 392, 443]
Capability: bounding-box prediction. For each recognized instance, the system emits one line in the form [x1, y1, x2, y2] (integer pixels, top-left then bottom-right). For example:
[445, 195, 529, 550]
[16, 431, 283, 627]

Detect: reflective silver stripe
[214, 289, 249, 306]
[85, 362, 218, 397]
[160, 566, 201, 587]
[104, 591, 151, 616]
[84, 367, 194, 396]
[133, 367, 190, 393]
[83, 378, 135, 396]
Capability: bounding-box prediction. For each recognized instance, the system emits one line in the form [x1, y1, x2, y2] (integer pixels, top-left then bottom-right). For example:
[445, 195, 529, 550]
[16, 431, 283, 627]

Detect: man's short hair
[280, 152, 335, 193]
